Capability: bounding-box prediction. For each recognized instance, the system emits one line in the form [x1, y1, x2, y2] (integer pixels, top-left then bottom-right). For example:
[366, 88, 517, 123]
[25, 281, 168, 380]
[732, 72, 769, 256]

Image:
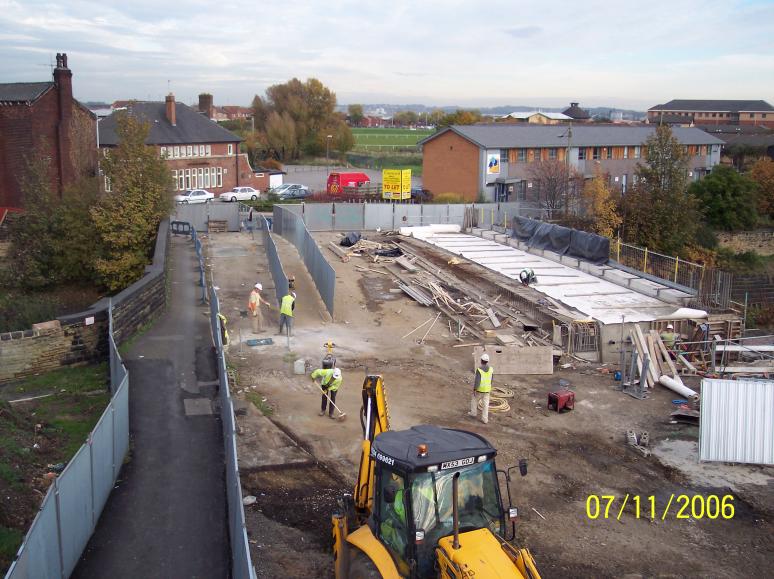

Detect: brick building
[98, 95, 264, 194]
[0, 53, 97, 209]
[419, 124, 724, 202]
[648, 100, 774, 128]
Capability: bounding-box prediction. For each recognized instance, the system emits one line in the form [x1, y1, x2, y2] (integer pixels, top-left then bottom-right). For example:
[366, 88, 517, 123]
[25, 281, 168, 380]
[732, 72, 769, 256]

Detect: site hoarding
[382, 169, 412, 200]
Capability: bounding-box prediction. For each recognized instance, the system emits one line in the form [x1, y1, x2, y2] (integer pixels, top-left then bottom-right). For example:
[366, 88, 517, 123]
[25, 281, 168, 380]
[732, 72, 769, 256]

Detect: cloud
[504, 26, 541, 39]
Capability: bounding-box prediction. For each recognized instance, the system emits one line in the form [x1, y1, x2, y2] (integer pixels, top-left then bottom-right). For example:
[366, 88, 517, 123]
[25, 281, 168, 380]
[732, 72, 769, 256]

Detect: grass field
[352, 128, 434, 151]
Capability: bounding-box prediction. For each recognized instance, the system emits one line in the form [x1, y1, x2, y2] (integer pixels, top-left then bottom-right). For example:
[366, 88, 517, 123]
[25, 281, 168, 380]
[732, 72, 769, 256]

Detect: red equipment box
[547, 389, 575, 412]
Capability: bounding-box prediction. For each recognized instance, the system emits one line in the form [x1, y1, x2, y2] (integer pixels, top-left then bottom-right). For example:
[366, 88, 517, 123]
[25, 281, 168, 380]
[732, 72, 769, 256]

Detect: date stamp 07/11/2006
[585, 494, 735, 521]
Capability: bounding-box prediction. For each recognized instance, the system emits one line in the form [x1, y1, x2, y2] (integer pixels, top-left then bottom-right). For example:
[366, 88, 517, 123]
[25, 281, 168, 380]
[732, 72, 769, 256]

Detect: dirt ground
[205, 229, 774, 579]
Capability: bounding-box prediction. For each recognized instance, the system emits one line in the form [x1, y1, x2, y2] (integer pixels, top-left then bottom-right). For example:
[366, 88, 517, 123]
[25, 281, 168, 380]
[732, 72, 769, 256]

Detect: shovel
[316, 384, 347, 421]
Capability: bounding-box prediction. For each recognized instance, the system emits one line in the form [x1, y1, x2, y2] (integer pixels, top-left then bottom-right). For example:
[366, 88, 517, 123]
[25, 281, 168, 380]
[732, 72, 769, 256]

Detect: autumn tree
[251, 78, 353, 161]
[749, 157, 774, 219]
[437, 109, 482, 128]
[393, 110, 419, 126]
[91, 114, 172, 291]
[527, 160, 582, 219]
[582, 174, 622, 237]
[620, 125, 701, 254]
[689, 165, 758, 231]
[347, 104, 364, 126]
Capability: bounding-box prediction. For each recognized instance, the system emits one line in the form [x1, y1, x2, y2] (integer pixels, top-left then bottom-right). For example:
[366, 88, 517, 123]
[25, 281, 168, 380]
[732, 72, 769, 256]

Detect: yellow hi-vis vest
[280, 294, 295, 317]
[476, 366, 493, 393]
[311, 368, 342, 391]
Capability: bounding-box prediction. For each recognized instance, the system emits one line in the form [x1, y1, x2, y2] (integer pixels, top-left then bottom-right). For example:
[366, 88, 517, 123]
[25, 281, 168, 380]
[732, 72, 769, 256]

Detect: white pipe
[659, 375, 699, 401]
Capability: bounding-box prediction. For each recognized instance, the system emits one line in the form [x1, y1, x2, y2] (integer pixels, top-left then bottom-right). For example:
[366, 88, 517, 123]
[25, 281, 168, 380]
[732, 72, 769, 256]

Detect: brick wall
[422, 131, 481, 201]
[0, 220, 169, 383]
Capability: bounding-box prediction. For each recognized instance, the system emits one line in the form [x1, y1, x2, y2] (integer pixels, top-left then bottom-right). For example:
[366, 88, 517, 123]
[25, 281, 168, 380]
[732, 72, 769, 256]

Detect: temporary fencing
[273, 206, 335, 315]
[261, 215, 289, 304]
[209, 288, 257, 579]
[4, 306, 130, 579]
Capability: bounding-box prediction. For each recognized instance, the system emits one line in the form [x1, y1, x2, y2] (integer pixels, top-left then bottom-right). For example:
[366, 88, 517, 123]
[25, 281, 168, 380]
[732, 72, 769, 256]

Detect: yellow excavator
[332, 375, 541, 578]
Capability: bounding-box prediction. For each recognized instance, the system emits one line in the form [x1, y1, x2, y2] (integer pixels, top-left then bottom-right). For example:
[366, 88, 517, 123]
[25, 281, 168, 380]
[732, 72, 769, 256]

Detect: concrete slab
[473, 345, 554, 375]
[183, 398, 214, 416]
[237, 408, 315, 471]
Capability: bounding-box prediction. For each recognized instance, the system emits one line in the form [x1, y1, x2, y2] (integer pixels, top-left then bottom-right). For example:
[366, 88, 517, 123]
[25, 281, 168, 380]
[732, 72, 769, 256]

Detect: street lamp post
[326, 134, 333, 175]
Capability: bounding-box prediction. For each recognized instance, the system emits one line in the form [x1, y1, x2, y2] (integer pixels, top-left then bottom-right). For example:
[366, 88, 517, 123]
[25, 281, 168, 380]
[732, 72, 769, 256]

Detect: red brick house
[648, 100, 774, 128]
[98, 95, 263, 193]
[0, 53, 97, 209]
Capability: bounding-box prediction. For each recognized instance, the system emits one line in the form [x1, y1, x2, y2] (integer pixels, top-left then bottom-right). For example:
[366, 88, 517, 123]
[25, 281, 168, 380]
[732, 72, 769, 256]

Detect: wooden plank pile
[628, 326, 685, 389]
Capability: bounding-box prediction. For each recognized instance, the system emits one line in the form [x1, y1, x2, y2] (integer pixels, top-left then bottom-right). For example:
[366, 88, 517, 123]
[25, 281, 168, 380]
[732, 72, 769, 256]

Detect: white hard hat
[481, 353, 490, 363]
[332, 368, 342, 379]
[255, 283, 262, 290]
[291, 291, 297, 298]
[666, 324, 674, 329]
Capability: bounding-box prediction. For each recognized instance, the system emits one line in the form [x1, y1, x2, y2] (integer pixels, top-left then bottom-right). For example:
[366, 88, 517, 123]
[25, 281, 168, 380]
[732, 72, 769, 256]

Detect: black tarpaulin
[511, 216, 609, 264]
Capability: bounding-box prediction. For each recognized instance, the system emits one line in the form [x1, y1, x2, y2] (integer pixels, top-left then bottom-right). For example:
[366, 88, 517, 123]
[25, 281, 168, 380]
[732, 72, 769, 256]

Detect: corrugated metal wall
[699, 379, 774, 465]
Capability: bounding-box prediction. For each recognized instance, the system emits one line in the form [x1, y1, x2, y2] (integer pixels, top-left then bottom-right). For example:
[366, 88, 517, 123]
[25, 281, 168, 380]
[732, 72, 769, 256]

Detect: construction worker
[661, 324, 678, 349]
[469, 353, 493, 424]
[381, 474, 408, 562]
[217, 313, 229, 346]
[311, 367, 342, 418]
[288, 275, 296, 291]
[248, 283, 271, 333]
[519, 268, 537, 286]
[278, 291, 296, 336]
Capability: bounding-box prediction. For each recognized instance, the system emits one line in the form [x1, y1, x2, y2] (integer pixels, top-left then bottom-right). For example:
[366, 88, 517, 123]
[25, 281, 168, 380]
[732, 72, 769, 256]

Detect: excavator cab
[333, 376, 540, 579]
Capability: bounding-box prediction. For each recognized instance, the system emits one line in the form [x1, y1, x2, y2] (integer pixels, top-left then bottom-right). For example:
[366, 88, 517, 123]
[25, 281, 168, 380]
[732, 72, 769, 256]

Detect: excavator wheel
[348, 548, 381, 579]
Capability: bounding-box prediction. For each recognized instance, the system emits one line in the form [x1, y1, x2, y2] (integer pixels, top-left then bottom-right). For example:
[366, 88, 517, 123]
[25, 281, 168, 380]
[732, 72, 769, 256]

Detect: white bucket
[293, 358, 306, 375]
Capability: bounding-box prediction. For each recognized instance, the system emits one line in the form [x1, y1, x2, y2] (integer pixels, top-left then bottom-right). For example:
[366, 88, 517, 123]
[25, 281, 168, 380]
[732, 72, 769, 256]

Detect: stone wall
[0, 220, 169, 383]
[731, 273, 774, 307]
[716, 230, 774, 256]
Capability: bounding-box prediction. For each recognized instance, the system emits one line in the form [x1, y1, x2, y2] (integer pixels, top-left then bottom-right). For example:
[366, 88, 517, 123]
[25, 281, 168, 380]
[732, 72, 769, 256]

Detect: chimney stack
[53, 53, 73, 121]
[198, 93, 214, 119]
[53, 53, 73, 197]
[165, 93, 176, 126]
[570, 102, 579, 108]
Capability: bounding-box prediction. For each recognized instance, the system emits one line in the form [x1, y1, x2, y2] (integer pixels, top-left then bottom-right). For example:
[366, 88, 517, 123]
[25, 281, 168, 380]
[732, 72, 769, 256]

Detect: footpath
[73, 236, 228, 578]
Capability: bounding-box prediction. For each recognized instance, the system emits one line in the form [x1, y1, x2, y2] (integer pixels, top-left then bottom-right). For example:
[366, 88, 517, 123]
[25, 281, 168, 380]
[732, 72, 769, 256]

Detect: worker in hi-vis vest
[278, 291, 296, 336]
[469, 353, 493, 424]
[311, 367, 342, 418]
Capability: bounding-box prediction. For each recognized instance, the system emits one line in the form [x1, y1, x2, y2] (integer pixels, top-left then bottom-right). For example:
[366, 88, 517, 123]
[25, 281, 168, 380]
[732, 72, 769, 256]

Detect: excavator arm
[353, 375, 391, 516]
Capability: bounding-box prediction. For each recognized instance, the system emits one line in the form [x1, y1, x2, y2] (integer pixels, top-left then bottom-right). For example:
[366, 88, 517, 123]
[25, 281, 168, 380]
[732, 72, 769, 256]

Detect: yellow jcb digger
[332, 375, 541, 578]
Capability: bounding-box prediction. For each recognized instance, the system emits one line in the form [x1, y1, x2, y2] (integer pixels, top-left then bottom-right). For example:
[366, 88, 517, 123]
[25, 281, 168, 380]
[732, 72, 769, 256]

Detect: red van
[326, 172, 371, 194]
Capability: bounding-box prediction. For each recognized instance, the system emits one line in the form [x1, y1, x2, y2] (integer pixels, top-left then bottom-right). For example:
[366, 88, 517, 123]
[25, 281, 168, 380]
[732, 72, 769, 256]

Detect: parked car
[273, 183, 310, 200]
[174, 189, 214, 204]
[218, 186, 260, 202]
[411, 188, 433, 202]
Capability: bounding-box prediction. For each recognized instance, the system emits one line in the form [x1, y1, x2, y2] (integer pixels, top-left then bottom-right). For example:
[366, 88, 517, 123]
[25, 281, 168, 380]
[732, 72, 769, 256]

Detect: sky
[1, 0, 773, 110]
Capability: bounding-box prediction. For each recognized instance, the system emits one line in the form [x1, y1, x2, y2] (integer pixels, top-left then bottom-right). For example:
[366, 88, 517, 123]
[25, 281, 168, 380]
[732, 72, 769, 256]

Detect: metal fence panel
[364, 203, 394, 230]
[305, 203, 334, 231]
[172, 203, 240, 231]
[90, 407, 115, 523]
[394, 204, 422, 227]
[112, 378, 129, 479]
[699, 379, 774, 465]
[56, 445, 94, 577]
[4, 488, 61, 579]
[263, 216, 289, 305]
[422, 205, 448, 225]
[447, 204, 466, 226]
[334, 203, 365, 230]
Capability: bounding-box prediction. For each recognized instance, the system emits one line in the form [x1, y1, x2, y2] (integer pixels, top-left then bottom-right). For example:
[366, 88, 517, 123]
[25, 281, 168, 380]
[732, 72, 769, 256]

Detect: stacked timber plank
[628, 326, 697, 398]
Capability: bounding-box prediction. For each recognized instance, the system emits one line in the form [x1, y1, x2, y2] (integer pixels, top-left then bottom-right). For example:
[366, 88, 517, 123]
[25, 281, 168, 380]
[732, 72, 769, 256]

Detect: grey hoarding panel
[447, 204, 466, 226]
[305, 203, 334, 231]
[5, 488, 62, 579]
[422, 205, 448, 225]
[90, 407, 115, 522]
[699, 379, 774, 464]
[207, 203, 241, 231]
[394, 204, 422, 227]
[364, 203, 394, 230]
[334, 203, 365, 230]
[113, 379, 129, 479]
[56, 445, 94, 577]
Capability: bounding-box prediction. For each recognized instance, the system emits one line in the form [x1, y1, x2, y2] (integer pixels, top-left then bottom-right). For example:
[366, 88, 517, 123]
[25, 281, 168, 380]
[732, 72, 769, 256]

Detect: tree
[347, 104, 364, 126]
[582, 174, 622, 237]
[393, 111, 419, 126]
[689, 165, 758, 231]
[251, 78, 353, 161]
[437, 109, 482, 128]
[91, 114, 172, 291]
[620, 125, 702, 254]
[749, 157, 774, 219]
[6, 142, 57, 288]
[527, 160, 582, 219]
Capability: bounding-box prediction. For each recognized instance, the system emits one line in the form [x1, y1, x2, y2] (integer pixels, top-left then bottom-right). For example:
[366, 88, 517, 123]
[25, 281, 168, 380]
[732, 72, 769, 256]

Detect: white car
[219, 186, 260, 202]
[174, 189, 214, 204]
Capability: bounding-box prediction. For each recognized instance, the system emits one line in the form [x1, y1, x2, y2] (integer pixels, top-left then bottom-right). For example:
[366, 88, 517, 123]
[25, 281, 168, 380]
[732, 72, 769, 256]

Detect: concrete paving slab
[183, 398, 214, 416]
[237, 408, 314, 471]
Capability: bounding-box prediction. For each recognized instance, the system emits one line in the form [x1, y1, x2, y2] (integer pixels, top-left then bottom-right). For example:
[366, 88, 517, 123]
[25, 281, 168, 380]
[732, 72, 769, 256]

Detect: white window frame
[198, 168, 204, 188]
[172, 170, 177, 190]
[104, 176, 112, 192]
[634, 146, 641, 159]
[185, 169, 191, 189]
[199, 145, 205, 156]
[178, 171, 185, 190]
[205, 168, 211, 188]
[227, 144, 233, 156]
[193, 145, 198, 157]
[160, 146, 167, 158]
[623, 146, 629, 159]
[206, 144, 211, 156]
[174, 146, 180, 158]
[217, 167, 223, 187]
[187, 145, 193, 157]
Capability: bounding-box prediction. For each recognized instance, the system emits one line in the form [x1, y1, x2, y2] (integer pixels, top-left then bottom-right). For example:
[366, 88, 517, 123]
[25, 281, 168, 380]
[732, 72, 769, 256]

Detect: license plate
[440, 457, 475, 470]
